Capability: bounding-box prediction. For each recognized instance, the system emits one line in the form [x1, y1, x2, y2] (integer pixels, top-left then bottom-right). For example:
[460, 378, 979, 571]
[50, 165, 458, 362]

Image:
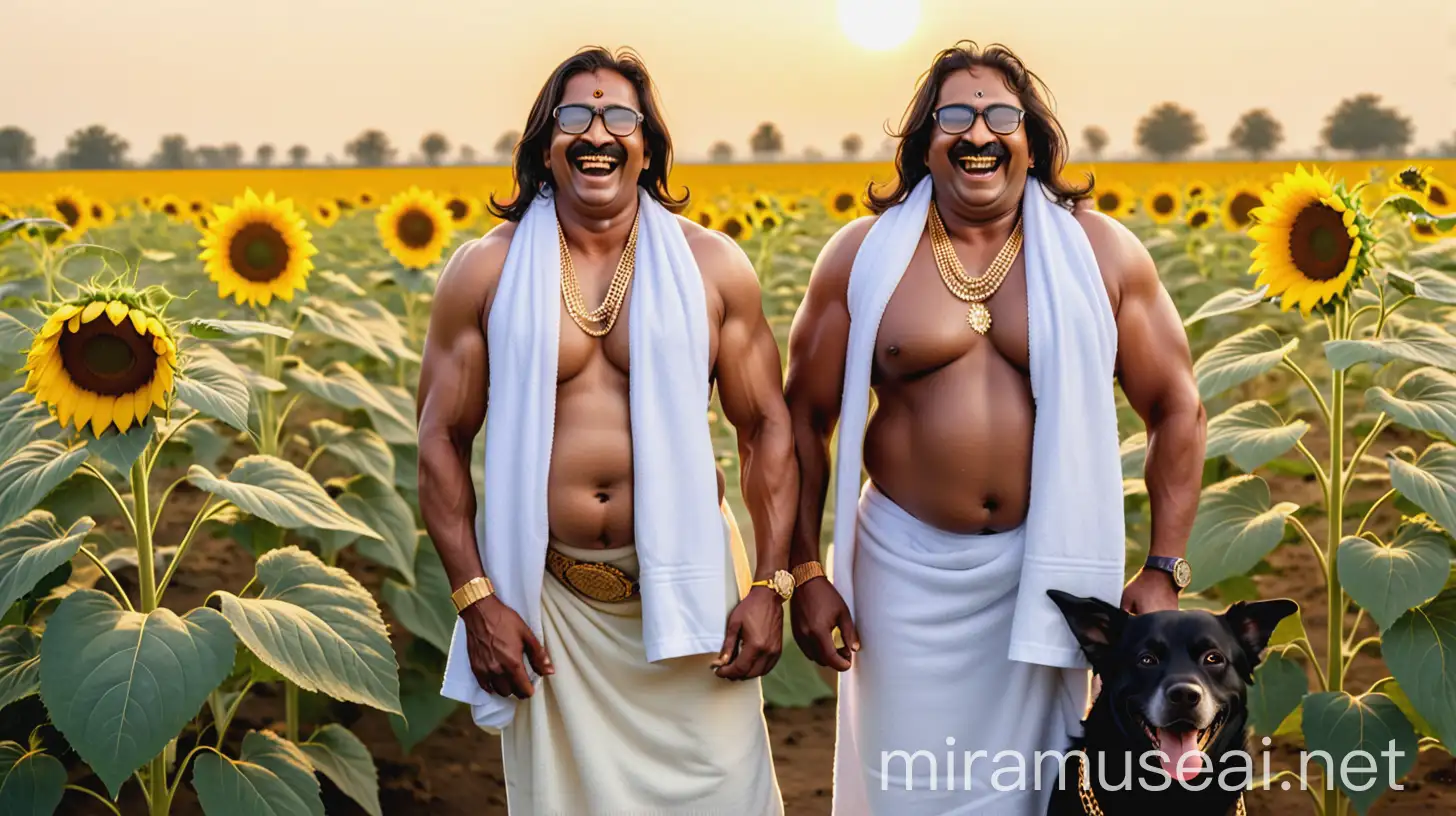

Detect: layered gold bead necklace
[927, 200, 1023, 334]
[558, 211, 640, 337]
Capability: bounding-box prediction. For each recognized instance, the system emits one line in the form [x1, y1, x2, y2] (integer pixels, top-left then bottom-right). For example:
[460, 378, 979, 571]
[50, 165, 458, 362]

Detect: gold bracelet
[791, 561, 825, 587]
[451, 576, 495, 613]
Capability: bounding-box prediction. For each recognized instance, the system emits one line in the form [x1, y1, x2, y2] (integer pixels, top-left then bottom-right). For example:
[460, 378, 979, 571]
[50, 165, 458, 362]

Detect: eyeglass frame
[930, 103, 1026, 136]
[552, 103, 646, 137]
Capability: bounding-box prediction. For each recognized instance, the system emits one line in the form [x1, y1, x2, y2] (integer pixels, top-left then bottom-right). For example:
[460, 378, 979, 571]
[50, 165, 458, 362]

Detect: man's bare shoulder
[434, 221, 518, 316]
[804, 214, 879, 299]
[676, 214, 761, 305]
[1072, 207, 1158, 309]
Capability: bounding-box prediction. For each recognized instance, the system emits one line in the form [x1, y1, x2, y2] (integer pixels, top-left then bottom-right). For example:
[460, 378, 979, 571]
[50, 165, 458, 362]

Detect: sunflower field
[0, 158, 1454, 815]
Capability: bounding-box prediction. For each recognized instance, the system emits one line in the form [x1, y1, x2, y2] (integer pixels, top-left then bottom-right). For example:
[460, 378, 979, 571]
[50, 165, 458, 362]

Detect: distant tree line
[0, 93, 1449, 171]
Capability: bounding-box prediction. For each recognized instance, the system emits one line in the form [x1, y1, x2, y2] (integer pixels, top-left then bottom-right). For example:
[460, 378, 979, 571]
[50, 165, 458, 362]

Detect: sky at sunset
[7, 0, 1454, 163]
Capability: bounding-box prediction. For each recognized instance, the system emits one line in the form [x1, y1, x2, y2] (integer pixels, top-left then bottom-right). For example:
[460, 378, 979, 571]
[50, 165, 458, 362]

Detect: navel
[887, 345, 900, 357]
[595, 492, 610, 504]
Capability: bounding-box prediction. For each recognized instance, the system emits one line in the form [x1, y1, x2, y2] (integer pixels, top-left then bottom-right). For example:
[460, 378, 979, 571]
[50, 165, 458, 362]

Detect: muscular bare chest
[873, 240, 1031, 382]
[551, 277, 727, 384]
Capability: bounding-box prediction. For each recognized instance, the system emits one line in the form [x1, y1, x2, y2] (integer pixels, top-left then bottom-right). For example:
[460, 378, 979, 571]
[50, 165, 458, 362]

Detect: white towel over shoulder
[440, 188, 728, 730]
[829, 176, 1126, 669]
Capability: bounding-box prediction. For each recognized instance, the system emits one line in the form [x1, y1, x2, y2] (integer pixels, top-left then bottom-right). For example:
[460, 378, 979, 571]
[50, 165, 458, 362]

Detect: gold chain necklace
[1076, 755, 1246, 816]
[558, 211, 640, 337]
[927, 200, 1024, 335]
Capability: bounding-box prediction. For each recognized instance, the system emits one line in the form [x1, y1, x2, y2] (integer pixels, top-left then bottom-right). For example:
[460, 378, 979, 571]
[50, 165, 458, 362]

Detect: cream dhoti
[502, 505, 783, 816]
[831, 484, 1088, 815]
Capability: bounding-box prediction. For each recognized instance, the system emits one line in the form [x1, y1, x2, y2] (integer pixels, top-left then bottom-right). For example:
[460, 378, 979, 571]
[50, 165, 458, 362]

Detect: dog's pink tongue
[1157, 729, 1202, 781]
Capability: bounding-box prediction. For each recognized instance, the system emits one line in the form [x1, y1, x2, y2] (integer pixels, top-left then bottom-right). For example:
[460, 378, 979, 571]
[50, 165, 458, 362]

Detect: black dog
[1045, 590, 1297, 815]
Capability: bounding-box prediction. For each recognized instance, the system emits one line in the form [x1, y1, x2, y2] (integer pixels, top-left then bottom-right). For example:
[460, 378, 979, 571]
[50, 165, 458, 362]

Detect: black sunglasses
[553, 103, 645, 138]
[931, 103, 1025, 136]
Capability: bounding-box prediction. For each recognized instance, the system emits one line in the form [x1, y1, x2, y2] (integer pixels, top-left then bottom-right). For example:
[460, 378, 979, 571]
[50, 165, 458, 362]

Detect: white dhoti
[831, 484, 1089, 816]
[502, 507, 784, 816]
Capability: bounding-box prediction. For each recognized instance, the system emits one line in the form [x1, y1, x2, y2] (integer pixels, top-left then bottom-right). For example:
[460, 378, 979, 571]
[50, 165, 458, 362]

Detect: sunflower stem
[1281, 358, 1331, 424]
[75, 546, 135, 612]
[155, 497, 219, 602]
[80, 463, 137, 537]
[130, 455, 171, 816]
[285, 681, 300, 744]
[64, 784, 122, 816]
[1376, 296, 1415, 334]
[1355, 490, 1396, 539]
[1342, 415, 1389, 503]
[148, 410, 201, 475]
[1324, 302, 1348, 816]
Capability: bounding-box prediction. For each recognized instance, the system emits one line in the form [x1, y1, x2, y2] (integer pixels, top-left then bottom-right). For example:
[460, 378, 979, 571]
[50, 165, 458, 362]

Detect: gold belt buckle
[546, 548, 640, 602]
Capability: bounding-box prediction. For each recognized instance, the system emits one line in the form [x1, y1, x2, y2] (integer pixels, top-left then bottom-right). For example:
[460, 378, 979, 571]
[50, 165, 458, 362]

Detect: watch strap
[791, 561, 825, 587]
[451, 576, 495, 613]
[1144, 556, 1190, 589]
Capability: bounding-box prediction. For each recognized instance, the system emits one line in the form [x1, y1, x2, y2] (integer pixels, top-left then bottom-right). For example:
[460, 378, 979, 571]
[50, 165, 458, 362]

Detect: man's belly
[863, 354, 1034, 534]
[547, 391, 636, 550]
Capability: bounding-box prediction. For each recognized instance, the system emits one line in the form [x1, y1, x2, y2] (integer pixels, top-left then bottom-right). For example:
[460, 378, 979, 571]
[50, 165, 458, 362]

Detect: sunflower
[0, 201, 15, 221]
[1391, 166, 1434, 199]
[48, 187, 92, 239]
[1248, 165, 1376, 317]
[1143, 184, 1182, 225]
[157, 194, 187, 221]
[686, 203, 721, 231]
[1186, 205, 1216, 230]
[376, 187, 453, 269]
[138, 194, 156, 211]
[89, 200, 117, 229]
[442, 193, 481, 229]
[1426, 177, 1454, 215]
[22, 294, 178, 437]
[1222, 184, 1265, 231]
[312, 198, 340, 228]
[1410, 220, 1441, 243]
[757, 210, 782, 233]
[356, 190, 379, 209]
[1185, 180, 1212, 201]
[717, 210, 755, 242]
[1092, 183, 1136, 219]
[824, 187, 861, 220]
[189, 198, 209, 216]
[198, 189, 317, 307]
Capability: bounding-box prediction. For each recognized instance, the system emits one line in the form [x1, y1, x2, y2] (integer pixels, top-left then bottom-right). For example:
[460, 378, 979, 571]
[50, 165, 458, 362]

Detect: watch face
[774, 571, 795, 599]
[1173, 559, 1192, 588]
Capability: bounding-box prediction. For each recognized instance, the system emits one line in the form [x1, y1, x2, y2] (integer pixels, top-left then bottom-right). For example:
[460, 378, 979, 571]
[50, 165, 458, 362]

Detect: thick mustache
[950, 141, 1006, 161]
[569, 142, 627, 162]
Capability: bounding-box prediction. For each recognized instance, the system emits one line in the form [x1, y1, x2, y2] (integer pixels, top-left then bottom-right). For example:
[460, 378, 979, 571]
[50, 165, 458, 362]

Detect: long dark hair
[488, 46, 687, 221]
[866, 41, 1093, 214]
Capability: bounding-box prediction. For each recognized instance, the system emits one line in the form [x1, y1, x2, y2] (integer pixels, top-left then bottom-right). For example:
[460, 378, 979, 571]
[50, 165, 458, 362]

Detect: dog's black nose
[1166, 682, 1203, 708]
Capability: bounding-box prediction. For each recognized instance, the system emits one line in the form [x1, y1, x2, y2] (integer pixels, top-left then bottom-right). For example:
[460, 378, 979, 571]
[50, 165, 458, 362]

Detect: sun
[838, 0, 919, 51]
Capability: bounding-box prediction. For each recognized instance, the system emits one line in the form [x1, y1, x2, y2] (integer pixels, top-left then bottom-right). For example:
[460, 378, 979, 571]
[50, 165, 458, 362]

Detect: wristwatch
[791, 561, 825, 587]
[749, 570, 795, 601]
[1144, 556, 1192, 592]
[451, 576, 495, 613]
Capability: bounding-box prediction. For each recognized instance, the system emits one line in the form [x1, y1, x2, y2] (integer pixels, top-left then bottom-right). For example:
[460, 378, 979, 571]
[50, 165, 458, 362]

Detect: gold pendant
[967, 302, 992, 334]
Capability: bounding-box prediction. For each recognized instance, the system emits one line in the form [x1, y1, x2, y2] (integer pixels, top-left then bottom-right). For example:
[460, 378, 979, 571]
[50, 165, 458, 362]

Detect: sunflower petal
[57, 387, 78, 428]
[105, 301, 129, 326]
[91, 396, 116, 437]
[128, 308, 147, 334]
[54, 304, 82, 323]
[73, 391, 98, 431]
[68, 315, 82, 333]
[113, 393, 134, 434]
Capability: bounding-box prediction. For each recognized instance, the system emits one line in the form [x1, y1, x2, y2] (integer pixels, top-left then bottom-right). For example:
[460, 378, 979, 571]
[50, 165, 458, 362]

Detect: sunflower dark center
[1415, 222, 1436, 237]
[397, 210, 436, 249]
[1189, 186, 1205, 198]
[762, 215, 778, 229]
[163, 203, 179, 215]
[1289, 204, 1354, 282]
[229, 222, 291, 283]
[446, 199, 468, 220]
[191, 202, 204, 213]
[1430, 186, 1449, 208]
[1190, 211, 1210, 228]
[722, 218, 744, 239]
[58, 318, 159, 397]
[1152, 193, 1176, 215]
[91, 205, 104, 219]
[1229, 192, 1261, 227]
[56, 200, 81, 226]
[833, 193, 855, 213]
[695, 212, 712, 227]
[1097, 192, 1120, 211]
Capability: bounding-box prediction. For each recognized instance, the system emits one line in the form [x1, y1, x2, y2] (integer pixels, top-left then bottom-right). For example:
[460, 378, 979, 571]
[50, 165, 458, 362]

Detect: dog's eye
[1204, 651, 1226, 666]
[1137, 653, 1158, 667]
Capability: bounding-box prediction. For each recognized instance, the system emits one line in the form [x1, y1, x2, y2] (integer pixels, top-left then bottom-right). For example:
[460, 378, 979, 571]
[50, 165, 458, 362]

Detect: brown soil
[29, 429, 1456, 815]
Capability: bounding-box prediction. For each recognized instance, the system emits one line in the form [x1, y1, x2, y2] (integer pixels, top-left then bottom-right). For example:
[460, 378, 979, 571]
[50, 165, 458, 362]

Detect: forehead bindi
[937, 67, 1017, 108]
[560, 70, 640, 111]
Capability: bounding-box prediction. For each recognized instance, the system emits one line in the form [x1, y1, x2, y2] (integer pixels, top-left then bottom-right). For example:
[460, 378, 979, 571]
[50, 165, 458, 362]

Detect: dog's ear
[1047, 590, 1127, 666]
[1221, 599, 1299, 665]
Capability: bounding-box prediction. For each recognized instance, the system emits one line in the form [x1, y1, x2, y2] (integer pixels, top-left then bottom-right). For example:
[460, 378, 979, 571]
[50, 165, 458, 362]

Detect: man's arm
[417, 229, 551, 697]
[693, 229, 796, 680]
[781, 218, 874, 669]
[1079, 210, 1208, 612]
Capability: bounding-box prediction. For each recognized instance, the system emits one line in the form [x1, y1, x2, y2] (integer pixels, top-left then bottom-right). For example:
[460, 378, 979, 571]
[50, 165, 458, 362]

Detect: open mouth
[572, 154, 620, 177]
[956, 154, 1002, 179]
[1138, 707, 1226, 782]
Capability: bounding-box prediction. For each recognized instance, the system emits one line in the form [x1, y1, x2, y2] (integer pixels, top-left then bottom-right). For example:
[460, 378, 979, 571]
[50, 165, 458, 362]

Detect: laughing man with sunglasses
[418, 46, 793, 814]
[785, 41, 1206, 814]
